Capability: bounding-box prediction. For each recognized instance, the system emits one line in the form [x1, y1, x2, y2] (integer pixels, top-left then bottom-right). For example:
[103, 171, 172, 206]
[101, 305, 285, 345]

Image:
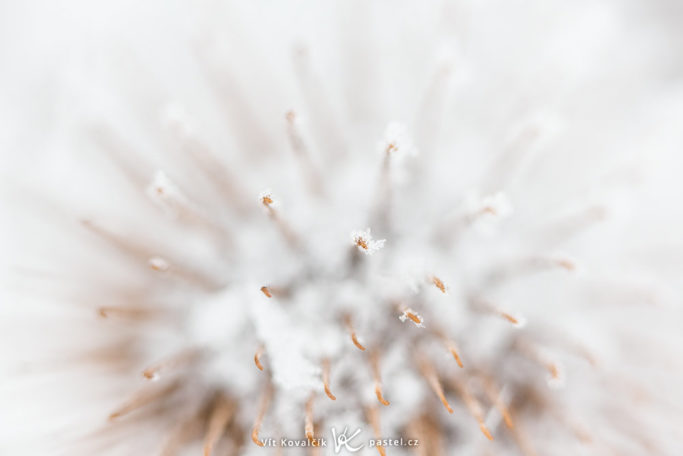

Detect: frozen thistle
[2, 2, 682, 456]
[350, 228, 385, 254]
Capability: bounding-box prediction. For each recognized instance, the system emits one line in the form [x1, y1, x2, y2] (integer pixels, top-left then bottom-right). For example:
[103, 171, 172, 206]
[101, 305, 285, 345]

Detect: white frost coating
[350, 228, 385, 255]
[249, 287, 320, 394]
[294, 286, 345, 359]
[186, 287, 257, 394]
[306, 325, 344, 358]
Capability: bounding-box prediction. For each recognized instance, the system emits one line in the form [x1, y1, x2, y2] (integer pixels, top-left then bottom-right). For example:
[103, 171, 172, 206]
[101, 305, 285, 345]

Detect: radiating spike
[291, 45, 347, 161]
[515, 339, 564, 386]
[450, 377, 494, 441]
[433, 327, 464, 368]
[259, 190, 302, 249]
[485, 256, 576, 288]
[344, 315, 366, 351]
[196, 49, 275, 159]
[469, 296, 524, 327]
[97, 306, 160, 321]
[508, 410, 538, 456]
[146, 170, 234, 244]
[285, 110, 324, 194]
[405, 311, 422, 325]
[251, 383, 273, 447]
[82, 220, 223, 291]
[480, 375, 513, 429]
[371, 351, 390, 406]
[366, 405, 386, 456]
[417, 356, 453, 414]
[142, 348, 202, 381]
[413, 58, 451, 164]
[162, 111, 251, 214]
[447, 343, 464, 369]
[203, 395, 235, 456]
[373, 146, 393, 232]
[550, 407, 591, 444]
[109, 381, 180, 421]
[88, 126, 150, 188]
[322, 359, 336, 401]
[304, 395, 318, 446]
[160, 408, 204, 456]
[500, 312, 520, 325]
[480, 124, 540, 195]
[407, 413, 442, 456]
[260, 286, 272, 298]
[533, 205, 606, 248]
[254, 346, 265, 371]
[431, 276, 447, 293]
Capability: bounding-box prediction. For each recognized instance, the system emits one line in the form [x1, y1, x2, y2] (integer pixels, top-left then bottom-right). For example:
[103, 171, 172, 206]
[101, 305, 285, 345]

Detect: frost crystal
[258, 188, 277, 208]
[399, 308, 425, 328]
[350, 228, 386, 254]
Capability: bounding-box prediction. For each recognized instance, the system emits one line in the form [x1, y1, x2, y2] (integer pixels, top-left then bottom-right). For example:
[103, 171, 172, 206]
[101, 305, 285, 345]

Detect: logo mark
[331, 427, 364, 453]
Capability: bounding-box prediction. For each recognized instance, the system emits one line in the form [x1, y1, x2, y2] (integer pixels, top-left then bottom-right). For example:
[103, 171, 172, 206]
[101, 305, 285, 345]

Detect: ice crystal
[351, 228, 386, 255]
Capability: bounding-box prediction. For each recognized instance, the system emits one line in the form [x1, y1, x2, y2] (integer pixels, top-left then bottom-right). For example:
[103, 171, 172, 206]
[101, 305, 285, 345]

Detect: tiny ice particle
[259, 189, 275, 207]
[351, 228, 386, 255]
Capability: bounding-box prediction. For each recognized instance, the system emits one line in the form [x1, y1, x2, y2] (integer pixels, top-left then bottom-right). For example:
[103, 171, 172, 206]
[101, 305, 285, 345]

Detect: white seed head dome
[2, 1, 683, 456]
